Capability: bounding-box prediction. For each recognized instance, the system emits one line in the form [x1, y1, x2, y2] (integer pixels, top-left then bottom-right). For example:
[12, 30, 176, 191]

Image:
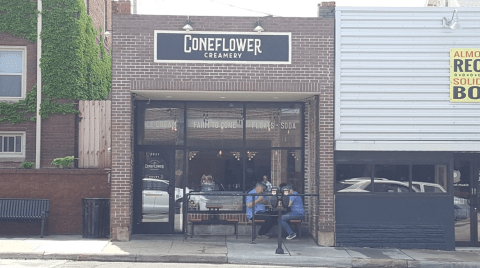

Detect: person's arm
[246, 196, 253, 208]
[256, 196, 264, 205]
[288, 195, 296, 207]
[246, 195, 264, 207]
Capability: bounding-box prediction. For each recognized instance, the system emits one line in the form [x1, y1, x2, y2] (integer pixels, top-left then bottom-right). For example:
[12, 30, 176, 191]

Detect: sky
[136, 0, 428, 17]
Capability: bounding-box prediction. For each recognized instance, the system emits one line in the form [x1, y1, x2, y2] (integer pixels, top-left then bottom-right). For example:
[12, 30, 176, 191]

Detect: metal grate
[82, 198, 110, 238]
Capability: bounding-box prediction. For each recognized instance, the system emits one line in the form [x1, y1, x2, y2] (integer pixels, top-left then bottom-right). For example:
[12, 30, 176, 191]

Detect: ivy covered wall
[0, 0, 111, 124]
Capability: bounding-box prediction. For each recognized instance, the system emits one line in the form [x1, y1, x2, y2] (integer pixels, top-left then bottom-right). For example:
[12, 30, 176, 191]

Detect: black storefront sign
[154, 31, 291, 64]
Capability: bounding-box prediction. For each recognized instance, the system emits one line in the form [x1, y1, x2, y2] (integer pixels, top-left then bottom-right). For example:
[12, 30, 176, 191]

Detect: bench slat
[0, 199, 50, 238]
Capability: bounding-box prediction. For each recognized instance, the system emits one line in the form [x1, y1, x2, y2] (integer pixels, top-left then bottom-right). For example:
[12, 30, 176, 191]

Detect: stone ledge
[0, 168, 110, 175]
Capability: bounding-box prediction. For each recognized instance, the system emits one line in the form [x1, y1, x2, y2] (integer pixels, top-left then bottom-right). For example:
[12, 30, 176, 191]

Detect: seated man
[280, 185, 304, 240]
[246, 182, 277, 238]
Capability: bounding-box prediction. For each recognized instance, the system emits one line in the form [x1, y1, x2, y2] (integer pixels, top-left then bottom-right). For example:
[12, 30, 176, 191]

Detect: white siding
[335, 7, 480, 151]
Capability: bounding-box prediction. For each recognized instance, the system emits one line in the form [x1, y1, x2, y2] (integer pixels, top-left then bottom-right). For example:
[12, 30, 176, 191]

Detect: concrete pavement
[1, 234, 480, 267]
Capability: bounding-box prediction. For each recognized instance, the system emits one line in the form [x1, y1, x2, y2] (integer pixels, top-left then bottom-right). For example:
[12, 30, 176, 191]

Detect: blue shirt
[289, 191, 304, 215]
[246, 189, 265, 219]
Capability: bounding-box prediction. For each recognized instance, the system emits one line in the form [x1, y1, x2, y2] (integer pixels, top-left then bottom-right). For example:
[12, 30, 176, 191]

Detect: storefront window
[268, 149, 303, 193]
[186, 103, 243, 147]
[137, 101, 305, 212]
[336, 163, 448, 194]
[187, 149, 244, 212]
[373, 164, 410, 193]
[137, 103, 185, 145]
[187, 149, 244, 192]
[412, 165, 447, 194]
[246, 103, 302, 148]
[335, 164, 372, 192]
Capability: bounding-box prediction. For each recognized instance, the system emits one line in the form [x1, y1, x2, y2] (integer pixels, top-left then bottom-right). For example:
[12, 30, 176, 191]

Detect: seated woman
[280, 185, 304, 240]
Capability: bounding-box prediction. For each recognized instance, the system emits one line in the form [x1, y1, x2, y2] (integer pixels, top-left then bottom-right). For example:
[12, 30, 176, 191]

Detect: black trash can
[82, 198, 110, 238]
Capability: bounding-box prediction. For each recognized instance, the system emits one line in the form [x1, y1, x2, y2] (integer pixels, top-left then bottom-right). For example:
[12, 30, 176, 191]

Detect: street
[0, 260, 327, 268]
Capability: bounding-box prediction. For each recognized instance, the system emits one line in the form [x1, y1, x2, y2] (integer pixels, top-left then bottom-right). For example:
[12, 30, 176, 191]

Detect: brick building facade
[111, 2, 335, 245]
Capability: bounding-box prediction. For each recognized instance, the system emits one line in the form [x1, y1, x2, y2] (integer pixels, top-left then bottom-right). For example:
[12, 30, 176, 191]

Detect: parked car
[142, 178, 206, 216]
[337, 178, 417, 193]
[412, 181, 446, 193]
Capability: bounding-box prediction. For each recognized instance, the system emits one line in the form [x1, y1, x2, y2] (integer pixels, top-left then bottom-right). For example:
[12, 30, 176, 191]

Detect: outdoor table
[206, 204, 223, 221]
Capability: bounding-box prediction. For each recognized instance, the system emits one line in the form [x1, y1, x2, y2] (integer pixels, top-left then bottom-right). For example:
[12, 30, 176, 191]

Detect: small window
[0, 47, 26, 100]
[412, 164, 447, 194]
[0, 132, 25, 160]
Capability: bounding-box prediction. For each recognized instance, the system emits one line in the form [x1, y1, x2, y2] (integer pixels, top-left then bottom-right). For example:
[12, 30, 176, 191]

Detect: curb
[407, 260, 480, 268]
[0, 253, 227, 264]
[2, 253, 480, 267]
[351, 258, 408, 268]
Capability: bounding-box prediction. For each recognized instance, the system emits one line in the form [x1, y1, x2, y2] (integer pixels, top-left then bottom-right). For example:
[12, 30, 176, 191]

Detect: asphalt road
[0, 260, 330, 268]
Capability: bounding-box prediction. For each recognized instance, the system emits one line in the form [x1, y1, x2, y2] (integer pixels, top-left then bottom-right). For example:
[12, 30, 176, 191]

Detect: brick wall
[112, 0, 131, 15]
[86, 0, 112, 51]
[87, 0, 105, 36]
[40, 113, 76, 168]
[317, 2, 335, 246]
[112, 10, 334, 242]
[0, 169, 110, 235]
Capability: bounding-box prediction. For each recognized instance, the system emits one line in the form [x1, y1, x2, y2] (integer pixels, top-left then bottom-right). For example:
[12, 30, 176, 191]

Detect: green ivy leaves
[0, 0, 111, 124]
[0, 0, 38, 42]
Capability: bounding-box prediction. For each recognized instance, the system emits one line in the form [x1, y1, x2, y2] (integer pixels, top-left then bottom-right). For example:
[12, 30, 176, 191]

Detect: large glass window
[0, 48, 25, 99]
[186, 103, 243, 148]
[335, 164, 372, 192]
[187, 149, 244, 192]
[136, 101, 305, 212]
[412, 165, 447, 194]
[246, 103, 302, 148]
[187, 149, 244, 212]
[137, 103, 184, 145]
[336, 163, 447, 194]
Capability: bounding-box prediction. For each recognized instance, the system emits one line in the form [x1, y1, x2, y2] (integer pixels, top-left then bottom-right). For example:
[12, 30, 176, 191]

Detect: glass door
[454, 154, 480, 246]
[133, 150, 176, 234]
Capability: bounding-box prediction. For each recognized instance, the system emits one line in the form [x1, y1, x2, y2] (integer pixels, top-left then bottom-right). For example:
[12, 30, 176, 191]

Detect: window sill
[0, 156, 25, 162]
[0, 98, 24, 103]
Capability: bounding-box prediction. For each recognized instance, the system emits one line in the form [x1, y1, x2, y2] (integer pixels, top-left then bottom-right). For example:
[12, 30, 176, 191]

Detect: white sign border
[154, 30, 292, 64]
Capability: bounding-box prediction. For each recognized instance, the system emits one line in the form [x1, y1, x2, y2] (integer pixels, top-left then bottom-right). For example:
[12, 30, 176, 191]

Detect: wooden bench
[0, 199, 50, 238]
[190, 218, 239, 239]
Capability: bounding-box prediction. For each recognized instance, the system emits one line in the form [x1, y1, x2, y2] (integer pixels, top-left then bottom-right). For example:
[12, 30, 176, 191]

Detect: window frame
[0, 46, 27, 101]
[0, 131, 26, 161]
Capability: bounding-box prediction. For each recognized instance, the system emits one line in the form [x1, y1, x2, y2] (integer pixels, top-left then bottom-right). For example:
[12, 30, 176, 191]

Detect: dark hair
[279, 183, 287, 189]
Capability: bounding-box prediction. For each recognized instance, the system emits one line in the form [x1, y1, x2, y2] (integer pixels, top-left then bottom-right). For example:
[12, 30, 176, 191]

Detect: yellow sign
[450, 48, 480, 102]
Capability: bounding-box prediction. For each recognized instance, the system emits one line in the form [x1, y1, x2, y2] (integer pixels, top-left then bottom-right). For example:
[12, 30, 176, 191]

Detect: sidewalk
[1, 234, 480, 268]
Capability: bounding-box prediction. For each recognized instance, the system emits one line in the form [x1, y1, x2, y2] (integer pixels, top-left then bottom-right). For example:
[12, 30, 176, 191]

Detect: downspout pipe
[35, 0, 42, 169]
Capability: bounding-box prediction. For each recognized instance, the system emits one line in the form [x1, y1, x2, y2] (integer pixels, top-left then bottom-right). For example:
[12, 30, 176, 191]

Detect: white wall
[335, 7, 480, 151]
